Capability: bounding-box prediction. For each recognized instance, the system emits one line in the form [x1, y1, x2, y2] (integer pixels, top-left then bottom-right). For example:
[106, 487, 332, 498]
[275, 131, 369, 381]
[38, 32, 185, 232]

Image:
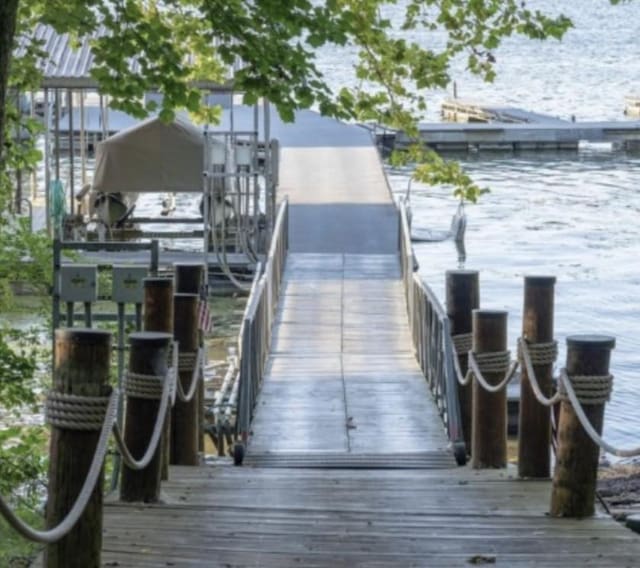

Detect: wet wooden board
[97, 466, 640, 567]
[249, 253, 451, 457]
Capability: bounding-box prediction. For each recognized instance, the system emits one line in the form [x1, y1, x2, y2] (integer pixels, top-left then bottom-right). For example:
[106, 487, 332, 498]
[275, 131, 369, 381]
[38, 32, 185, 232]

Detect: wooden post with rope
[143, 277, 174, 481]
[518, 276, 556, 478]
[45, 329, 111, 568]
[171, 292, 200, 465]
[471, 310, 508, 469]
[446, 269, 479, 455]
[119, 332, 173, 503]
[550, 335, 615, 518]
[174, 263, 206, 456]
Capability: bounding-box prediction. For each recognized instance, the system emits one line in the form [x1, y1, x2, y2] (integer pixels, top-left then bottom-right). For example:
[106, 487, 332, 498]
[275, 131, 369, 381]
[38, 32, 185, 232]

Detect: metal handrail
[235, 198, 289, 453]
[399, 198, 467, 465]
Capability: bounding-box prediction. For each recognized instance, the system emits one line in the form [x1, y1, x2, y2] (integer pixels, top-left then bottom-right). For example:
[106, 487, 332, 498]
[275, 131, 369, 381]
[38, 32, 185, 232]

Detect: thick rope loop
[123, 371, 164, 400]
[517, 338, 561, 407]
[517, 338, 558, 366]
[176, 348, 203, 403]
[557, 369, 640, 458]
[113, 367, 173, 471]
[451, 333, 472, 355]
[468, 350, 519, 393]
[45, 391, 111, 431]
[0, 390, 118, 544]
[559, 370, 613, 405]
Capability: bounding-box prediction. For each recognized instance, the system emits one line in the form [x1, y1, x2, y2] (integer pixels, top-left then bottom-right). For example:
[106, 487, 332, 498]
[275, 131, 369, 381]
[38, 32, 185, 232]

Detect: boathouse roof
[15, 23, 235, 91]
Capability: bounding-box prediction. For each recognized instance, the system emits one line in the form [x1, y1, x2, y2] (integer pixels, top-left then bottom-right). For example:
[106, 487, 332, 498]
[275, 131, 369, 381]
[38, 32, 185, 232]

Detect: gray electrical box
[60, 265, 98, 303]
[112, 266, 147, 304]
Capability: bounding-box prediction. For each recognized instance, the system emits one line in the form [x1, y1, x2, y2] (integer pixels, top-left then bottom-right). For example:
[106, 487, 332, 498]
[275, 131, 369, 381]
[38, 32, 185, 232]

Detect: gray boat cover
[92, 114, 204, 193]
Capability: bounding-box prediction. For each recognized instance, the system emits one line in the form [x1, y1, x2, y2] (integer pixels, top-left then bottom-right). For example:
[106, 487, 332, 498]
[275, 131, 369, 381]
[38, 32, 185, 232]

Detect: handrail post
[120, 332, 173, 502]
[174, 264, 206, 457]
[471, 310, 508, 469]
[550, 335, 615, 518]
[446, 270, 479, 455]
[518, 276, 556, 478]
[143, 277, 175, 480]
[45, 329, 111, 568]
[171, 293, 200, 465]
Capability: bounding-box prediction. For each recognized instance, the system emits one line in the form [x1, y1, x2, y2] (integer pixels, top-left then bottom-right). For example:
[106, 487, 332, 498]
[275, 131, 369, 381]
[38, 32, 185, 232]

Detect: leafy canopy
[7, 0, 573, 202]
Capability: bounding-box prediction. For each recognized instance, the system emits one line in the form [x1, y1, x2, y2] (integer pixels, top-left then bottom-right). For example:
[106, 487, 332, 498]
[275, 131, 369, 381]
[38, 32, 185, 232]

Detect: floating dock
[372, 99, 640, 152]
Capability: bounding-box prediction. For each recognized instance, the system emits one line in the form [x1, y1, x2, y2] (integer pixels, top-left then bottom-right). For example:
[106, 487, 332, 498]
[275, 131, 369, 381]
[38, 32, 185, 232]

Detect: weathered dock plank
[99, 466, 640, 567]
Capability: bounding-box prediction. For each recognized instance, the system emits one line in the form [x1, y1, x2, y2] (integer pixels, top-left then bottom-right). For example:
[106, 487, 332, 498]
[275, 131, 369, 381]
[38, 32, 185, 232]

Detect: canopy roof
[92, 114, 204, 194]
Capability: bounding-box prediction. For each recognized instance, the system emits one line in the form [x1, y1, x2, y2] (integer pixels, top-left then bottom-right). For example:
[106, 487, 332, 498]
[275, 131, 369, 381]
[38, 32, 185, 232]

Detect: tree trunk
[0, 0, 20, 167]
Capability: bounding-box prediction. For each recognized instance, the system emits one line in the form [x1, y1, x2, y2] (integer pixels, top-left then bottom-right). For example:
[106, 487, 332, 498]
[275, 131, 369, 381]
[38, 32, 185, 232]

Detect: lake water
[327, 0, 640, 453]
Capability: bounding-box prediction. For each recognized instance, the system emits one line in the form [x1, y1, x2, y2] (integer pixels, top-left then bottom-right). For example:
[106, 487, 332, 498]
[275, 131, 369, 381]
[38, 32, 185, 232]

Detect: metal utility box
[59, 265, 98, 303]
[112, 266, 148, 304]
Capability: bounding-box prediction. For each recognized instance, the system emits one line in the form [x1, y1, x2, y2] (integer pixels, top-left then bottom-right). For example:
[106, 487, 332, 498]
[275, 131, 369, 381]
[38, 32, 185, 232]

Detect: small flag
[197, 299, 214, 333]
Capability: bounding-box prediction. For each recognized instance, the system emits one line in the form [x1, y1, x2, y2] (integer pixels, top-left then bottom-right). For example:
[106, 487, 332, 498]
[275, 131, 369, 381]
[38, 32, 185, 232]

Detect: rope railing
[0, 341, 196, 543]
[457, 332, 640, 459]
[176, 348, 203, 403]
[0, 390, 118, 544]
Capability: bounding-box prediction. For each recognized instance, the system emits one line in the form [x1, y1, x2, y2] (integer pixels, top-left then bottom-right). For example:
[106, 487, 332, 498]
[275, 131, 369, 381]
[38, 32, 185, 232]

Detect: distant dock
[370, 98, 640, 152]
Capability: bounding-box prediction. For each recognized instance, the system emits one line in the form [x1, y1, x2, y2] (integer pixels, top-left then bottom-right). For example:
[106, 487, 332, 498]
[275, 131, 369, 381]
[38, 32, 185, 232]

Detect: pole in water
[120, 332, 173, 503]
[550, 335, 615, 518]
[143, 277, 175, 481]
[171, 293, 200, 465]
[471, 310, 508, 469]
[174, 263, 206, 457]
[518, 276, 555, 479]
[446, 269, 479, 456]
[45, 329, 111, 568]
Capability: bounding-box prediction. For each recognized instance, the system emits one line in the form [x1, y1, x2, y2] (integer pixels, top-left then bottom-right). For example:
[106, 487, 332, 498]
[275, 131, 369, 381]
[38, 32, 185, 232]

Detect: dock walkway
[99, 110, 640, 566]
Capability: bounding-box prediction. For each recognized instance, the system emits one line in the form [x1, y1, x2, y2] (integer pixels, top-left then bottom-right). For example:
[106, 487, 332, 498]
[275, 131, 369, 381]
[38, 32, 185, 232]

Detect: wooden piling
[446, 269, 479, 455]
[45, 329, 111, 568]
[174, 264, 206, 456]
[143, 277, 174, 480]
[171, 293, 200, 465]
[119, 331, 173, 503]
[174, 263, 204, 295]
[518, 276, 556, 478]
[471, 310, 508, 469]
[550, 335, 615, 518]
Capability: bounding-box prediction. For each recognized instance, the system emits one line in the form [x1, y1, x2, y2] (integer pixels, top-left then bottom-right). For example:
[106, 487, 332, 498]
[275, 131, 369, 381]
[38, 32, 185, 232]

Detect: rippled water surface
[387, 150, 640, 451]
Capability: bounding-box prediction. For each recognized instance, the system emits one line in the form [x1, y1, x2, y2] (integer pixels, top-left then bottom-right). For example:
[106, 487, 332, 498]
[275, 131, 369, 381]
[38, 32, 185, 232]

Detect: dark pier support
[550, 335, 615, 518]
[446, 270, 479, 454]
[174, 263, 206, 456]
[518, 276, 556, 478]
[171, 293, 200, 465]
[45, 329, 111, 568]
[120, 332, 173, 503]
[143, 277, 175, 481]
[471, 310, 508, 469]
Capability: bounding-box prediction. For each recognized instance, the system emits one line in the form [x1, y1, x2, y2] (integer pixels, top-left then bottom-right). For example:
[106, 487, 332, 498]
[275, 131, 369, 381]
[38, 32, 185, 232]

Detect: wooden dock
[93, 110, 640, 566]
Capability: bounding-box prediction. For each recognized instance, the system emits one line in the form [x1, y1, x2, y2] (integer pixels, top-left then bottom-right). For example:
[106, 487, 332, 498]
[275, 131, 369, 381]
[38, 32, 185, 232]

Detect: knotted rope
[518, 338, 561, 407]
[451, 333, 472, 355]
[451, 333, 473, 386]
[45, 392, 111, 431]
[559, 370, 613, 405]
[113, 366, 173, 471]
[468, 350, 519, 393]
[0, 389, 118, 544]
[176, 348, 203, 403]
[555, 368, 640, 457]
